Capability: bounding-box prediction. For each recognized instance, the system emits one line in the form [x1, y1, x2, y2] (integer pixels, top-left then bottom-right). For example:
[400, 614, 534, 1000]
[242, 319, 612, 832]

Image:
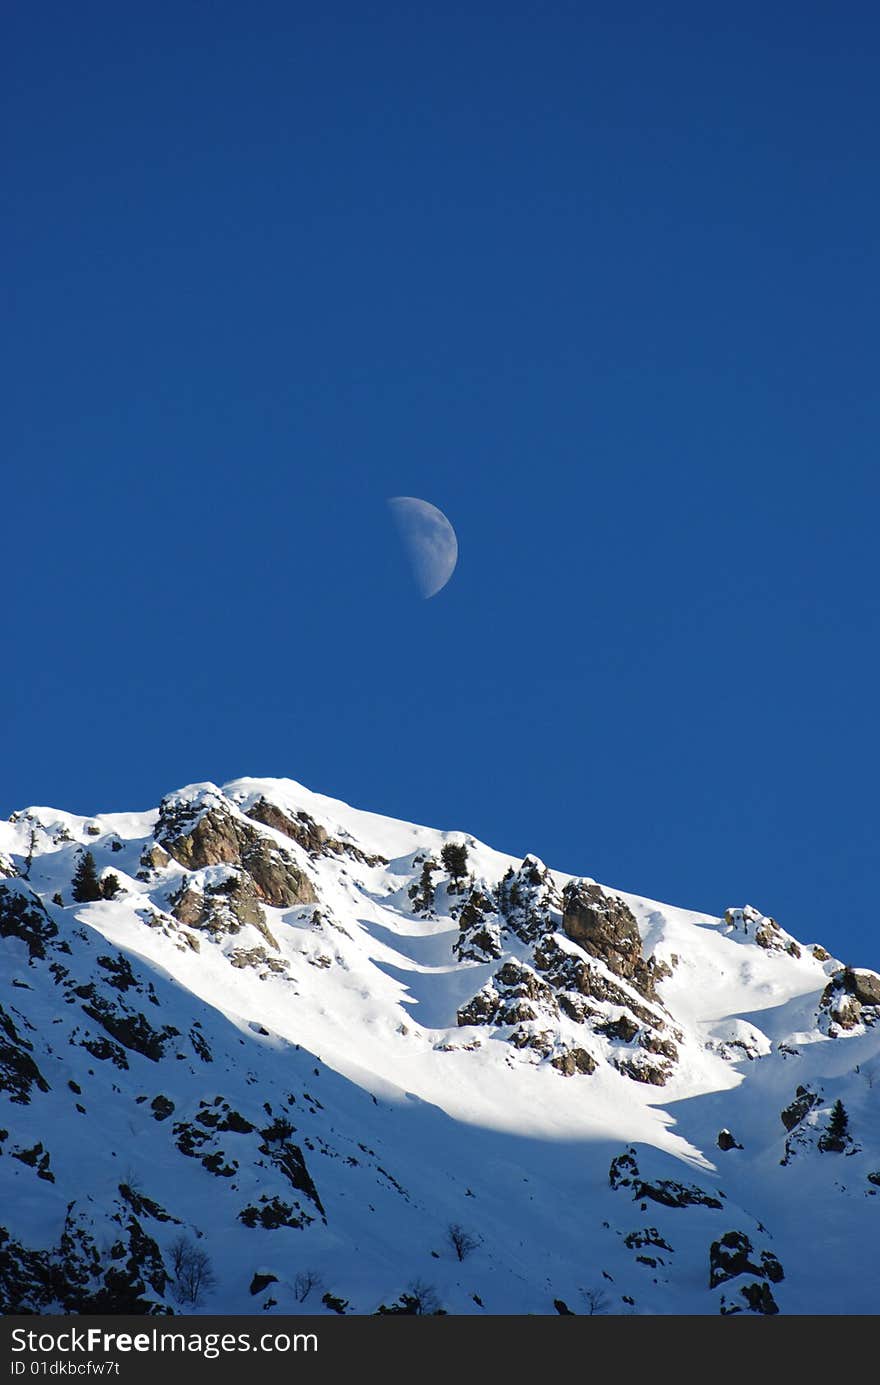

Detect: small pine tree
[71, 851, 102, 903]
[101, 873, 121, 900]
[441, 842, 469, 886]
[827, 1098, 849, 1141]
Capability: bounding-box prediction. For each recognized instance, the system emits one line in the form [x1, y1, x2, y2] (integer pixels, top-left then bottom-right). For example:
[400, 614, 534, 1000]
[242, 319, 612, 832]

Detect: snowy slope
[1, 777, 878, 1316]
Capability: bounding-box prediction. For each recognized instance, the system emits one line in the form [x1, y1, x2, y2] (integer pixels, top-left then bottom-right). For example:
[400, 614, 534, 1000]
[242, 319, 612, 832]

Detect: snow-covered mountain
[1, 777, 878, 1316]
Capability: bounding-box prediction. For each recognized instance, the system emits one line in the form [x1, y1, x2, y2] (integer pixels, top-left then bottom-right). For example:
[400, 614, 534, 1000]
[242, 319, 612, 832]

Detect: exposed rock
[140, 844, 170, 870]
[408, 857, 439, 916]
[613, 1053, 672, 1086]
[457, 960, 558, 1028]
[533, 935, 661, 1029]
[238, 1196, 312, 1231]
[453, 886, 502, 962]
[157, 793, 316, 908]
[496, 856, 562, 944]
[0, 883, 59, 962]
[246, 797, 386, 866]
[841, 968, 880, 1007]
[717, 1129, 743, 1152]
[781, 1086, 820, 1132]
[599, 1014, 640, 1043]
[609, 1148, 723, 1209]
[170, 870, 279, 949]
[710, 1231, 783, 1289]
[550, 1047, 597, 1077]
[625, 1228, 673, 1252]
[250, 1272, 278, 1296]
[0, 1006, 50, 1105]
[562, 881, 653, 996]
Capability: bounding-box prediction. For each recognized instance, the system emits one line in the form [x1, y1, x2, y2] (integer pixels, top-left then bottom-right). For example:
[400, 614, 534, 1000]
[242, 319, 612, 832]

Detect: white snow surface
[1, 776, 878, 1316]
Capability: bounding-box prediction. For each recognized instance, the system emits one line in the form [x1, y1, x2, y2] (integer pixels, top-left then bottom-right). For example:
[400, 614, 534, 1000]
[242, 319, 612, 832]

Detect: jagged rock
[614, 1053, 672, 1086]
[457, 960, 558, 1028]
[781, 1086, 820, 1132]
[600, 1014, 640, 1043]
[496, 856, 561, 943]
[739, 1281, 779, 1314]
[0, 1006, 50, 1104]
[238, 1196, 312, 1231]
[157, 793, 316, 908]
[841, 968, 880, 1007]
[717, 1129, 743, 1152]
[454, 886, 502, 962]
[170, 870, 279, 949]
[610, 1148, 723, 1209]
[625, 1227, 673, 1252]
[250, 1272, 278, 1296]
[533, 935, 661, 1028]
[141, 844, 170, 870]
[0, 883, 59, 962]
[408, 857, 439, 915]
[710, 1231, 783, 1288]
[562, 881, 653, 995]
[246, 797, 386, 866]
[550, 1047, 597, 1076]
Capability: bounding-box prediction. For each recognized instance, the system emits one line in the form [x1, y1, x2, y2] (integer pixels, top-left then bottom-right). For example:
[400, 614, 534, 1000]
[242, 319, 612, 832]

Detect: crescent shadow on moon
[387, 497, 459, 599]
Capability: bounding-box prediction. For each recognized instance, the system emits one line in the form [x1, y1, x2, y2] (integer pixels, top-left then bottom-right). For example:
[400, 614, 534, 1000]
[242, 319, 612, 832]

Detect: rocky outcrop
[453, 886, 502, 962]
[550, 1047, 596, 1077]
[717, 1129, 743, 1152]
[610, 1148, 723, 1210]
[781, 1086, 821, 1132]
[709, 1231, 783, 1289]
[457, 960, 559, 1030]
[496, 856, 562, 943]
[170, 869, 278, 948]
[0, 1006, 51, 1105]
[562, 881, 658, 998]
[246, 797, 386, 867]
[0, 882, 60, 962]
[157, 792, 316, 908]
[820, 968, 880, 1034]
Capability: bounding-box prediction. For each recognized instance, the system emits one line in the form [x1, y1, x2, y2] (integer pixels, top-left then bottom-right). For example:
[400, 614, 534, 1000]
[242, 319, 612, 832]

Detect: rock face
[246, 797, 386, 867]
[781, 1087, 820, 1132]
[840, 967, 880, 1007]
[819, 967, 880, 1034]
[156, 793, 316, 908]
[170, 870, 278, 948]
[709, 1230, 784, 1289]
[717, 1129, 743, 1152]
[609, 1148, 723, 1210]
[562, 881, 654, 997]
[0, 883, 60, 962]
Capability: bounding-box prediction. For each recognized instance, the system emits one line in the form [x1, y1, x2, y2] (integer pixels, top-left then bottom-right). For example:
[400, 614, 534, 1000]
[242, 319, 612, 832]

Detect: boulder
[717, 1129, 743, 1152]
[562, 881, 655, 996]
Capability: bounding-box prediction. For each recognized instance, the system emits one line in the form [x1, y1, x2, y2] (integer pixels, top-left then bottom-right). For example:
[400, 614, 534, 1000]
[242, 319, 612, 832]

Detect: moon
[388, 497, 458, 599]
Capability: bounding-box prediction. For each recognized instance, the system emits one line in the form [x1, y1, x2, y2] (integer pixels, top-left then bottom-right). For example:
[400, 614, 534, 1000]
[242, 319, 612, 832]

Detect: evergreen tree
[101, 873, 121, 900]
[827, 1098, 849, 1142]
[440, 841, 469, 886]
[71, 851, 102, 903]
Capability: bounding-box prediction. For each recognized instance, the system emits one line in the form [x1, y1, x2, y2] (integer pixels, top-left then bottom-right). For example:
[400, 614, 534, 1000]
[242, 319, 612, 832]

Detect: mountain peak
[1, 778, 878, 1315]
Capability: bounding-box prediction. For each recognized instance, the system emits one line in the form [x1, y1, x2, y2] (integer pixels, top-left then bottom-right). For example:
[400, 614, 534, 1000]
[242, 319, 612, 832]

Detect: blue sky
[5, 2, 880, 968]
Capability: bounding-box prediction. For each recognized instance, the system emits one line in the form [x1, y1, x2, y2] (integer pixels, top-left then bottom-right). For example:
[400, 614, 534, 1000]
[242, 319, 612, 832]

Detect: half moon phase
[388, 497, 458, 599]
